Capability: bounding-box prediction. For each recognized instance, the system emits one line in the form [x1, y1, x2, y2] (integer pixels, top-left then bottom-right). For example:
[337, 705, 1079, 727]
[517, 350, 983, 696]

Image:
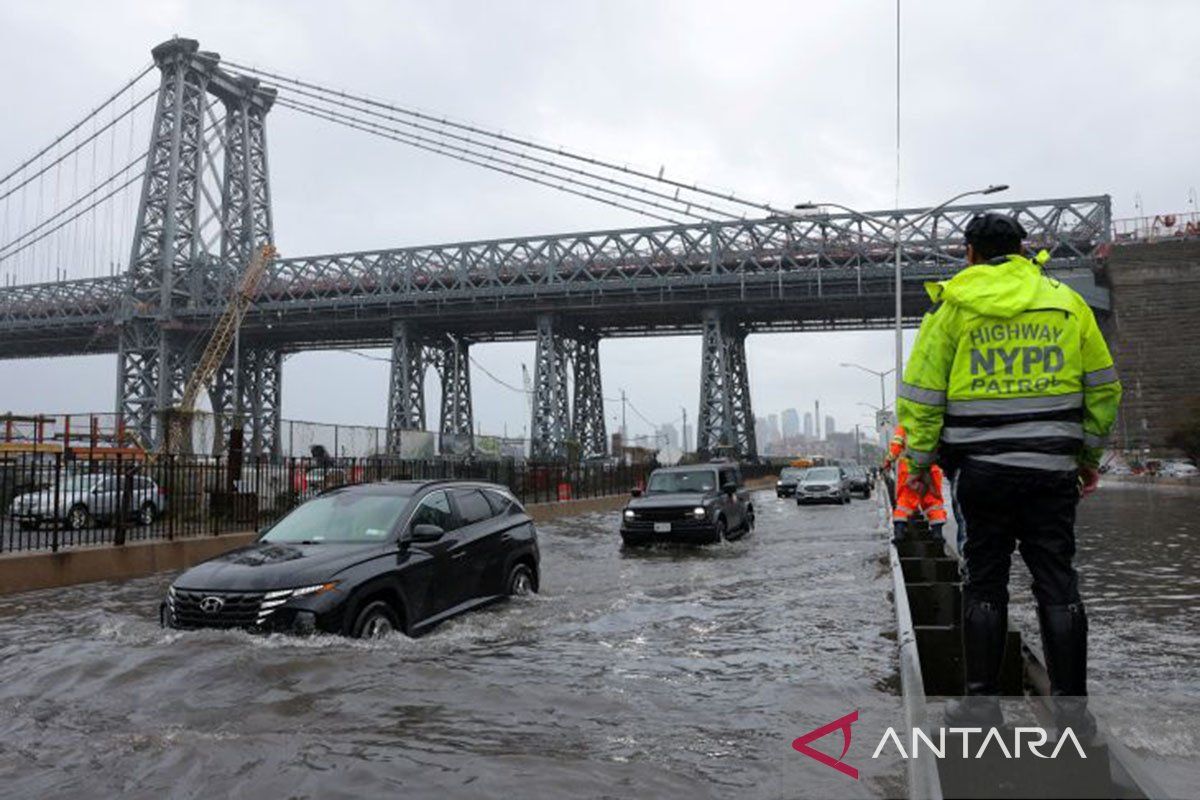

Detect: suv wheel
[713, 516, 727, 543]
[506, 562, 537, 596]
[351, 600, 400, 639]
[67, 504, 90, 531]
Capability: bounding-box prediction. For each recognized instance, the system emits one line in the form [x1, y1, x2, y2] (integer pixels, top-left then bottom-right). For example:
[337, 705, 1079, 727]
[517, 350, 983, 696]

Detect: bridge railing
[1112, 211, 1200, 244]
[0, 453, 654, 554]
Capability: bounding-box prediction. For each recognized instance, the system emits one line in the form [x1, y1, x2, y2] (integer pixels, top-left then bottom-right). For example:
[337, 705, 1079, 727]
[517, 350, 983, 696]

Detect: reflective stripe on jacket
[897, 253, 1121, 471]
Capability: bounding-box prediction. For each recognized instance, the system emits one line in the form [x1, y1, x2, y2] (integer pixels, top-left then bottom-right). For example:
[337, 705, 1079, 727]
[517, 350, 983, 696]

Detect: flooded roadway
[0, 491, 905, 799]
[1, 483, 1196, 799]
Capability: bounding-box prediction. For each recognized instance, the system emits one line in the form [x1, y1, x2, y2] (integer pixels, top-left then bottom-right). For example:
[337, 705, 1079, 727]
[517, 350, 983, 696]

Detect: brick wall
[1105, 239, 1200, 451]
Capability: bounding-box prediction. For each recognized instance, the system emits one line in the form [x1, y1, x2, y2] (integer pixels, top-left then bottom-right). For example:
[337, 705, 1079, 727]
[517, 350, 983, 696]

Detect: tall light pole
[795, 184, 1008, 398]
[840, 362, 894, 413]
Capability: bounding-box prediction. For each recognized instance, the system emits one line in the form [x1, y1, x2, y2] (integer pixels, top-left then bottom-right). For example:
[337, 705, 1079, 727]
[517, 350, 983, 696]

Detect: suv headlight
[692, 506, 707, 519]
[623, 508, 636, 520]
[259, 582, 340, 623]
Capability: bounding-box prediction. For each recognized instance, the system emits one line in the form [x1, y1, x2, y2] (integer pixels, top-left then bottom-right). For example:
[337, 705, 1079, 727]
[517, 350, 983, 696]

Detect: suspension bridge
[0, 37, 1113, 461]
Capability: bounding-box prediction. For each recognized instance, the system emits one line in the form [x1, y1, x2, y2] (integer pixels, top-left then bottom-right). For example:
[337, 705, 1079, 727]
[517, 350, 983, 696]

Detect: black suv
[620, 463, 754, 545]
[161, 480, 539, 639]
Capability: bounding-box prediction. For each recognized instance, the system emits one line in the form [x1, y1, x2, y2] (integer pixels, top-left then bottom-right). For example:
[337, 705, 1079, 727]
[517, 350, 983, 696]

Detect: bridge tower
[117, 38, 278, 454]
[696, 310, 757, 460]
[529, 316, 608, 461]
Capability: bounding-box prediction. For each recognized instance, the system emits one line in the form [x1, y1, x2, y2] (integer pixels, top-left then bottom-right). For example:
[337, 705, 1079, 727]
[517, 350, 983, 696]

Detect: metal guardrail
[1111, 211, 1200, 244]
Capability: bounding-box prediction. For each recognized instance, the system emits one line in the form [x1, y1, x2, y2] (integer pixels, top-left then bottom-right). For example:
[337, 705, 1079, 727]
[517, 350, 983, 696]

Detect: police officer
[896, 212, 1121, 735]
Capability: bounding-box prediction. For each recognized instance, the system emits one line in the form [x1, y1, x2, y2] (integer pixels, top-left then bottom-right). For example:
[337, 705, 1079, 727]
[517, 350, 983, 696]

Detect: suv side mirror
[722, 481, 738, 495]
[410, 523, 445, 543]
[630, 487, 643, 497]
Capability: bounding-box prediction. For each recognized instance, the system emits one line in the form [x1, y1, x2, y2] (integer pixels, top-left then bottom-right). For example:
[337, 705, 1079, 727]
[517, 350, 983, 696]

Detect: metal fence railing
[0, 454, 654, 555]
[1112, 212, 1200, 244]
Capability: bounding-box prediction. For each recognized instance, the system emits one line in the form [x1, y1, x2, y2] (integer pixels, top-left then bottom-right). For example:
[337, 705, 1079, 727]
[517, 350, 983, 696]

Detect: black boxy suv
[162, 480, 539, 639]
[620, 463, 754, 546]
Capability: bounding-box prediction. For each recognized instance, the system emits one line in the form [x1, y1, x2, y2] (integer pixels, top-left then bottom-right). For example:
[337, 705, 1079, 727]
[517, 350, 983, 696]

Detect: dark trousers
[955, 461, 1082, 608]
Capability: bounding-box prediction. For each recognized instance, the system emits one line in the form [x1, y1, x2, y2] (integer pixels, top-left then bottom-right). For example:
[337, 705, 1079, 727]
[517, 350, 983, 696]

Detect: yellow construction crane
[165, 244, 277, 453]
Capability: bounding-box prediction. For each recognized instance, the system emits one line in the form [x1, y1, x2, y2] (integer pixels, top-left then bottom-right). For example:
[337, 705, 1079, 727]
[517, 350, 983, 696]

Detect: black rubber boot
[1038, 603, 1097, 742]
[891, 520, 907, 544]
[944, 598, 1007, 729]
[929, 522, 945, 542]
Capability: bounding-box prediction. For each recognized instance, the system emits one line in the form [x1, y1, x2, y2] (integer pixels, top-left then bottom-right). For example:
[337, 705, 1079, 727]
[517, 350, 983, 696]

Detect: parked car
[162, 480, 539, 638]
[1162, 461, 1199, 478]
[775, 467, 806, 498]
[620, 462, 754, 545]
[9, 471, 164, 530]
[845, 465, 872, 499]
[795, 466, 851, 505]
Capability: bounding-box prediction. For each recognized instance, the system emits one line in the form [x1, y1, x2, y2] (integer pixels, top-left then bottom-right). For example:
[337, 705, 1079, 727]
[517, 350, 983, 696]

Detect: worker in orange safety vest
[883, 425, 947, 544]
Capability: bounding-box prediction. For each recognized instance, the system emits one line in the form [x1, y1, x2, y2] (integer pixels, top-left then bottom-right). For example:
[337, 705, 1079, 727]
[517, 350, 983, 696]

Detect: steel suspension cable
[273, 84, 743, 222]
[224, 60, 784, 216]
[0, 64, 154, 188]
[276, 98, 686, 225]
[0, 151, 147, 259]
[0, 89, 156, 206]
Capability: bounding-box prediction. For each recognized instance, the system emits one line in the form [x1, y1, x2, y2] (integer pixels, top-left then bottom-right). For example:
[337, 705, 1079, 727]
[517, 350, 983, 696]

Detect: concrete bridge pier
[696, 309, 757, 460]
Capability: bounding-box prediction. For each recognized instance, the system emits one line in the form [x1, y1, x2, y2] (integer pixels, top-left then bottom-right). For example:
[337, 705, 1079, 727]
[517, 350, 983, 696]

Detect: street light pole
[798, 184, 1009, 400]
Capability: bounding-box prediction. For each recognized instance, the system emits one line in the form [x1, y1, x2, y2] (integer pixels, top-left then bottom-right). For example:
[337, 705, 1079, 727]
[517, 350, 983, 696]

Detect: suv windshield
[780, 468, 804, 480]
[646, 469, 717, 494]
[805, 467, 841, 482]
[262, 491, 410, 544]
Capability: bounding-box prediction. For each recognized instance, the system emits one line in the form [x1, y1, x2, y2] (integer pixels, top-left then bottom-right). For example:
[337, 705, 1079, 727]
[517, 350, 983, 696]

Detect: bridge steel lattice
[0, 40, 1115, 460]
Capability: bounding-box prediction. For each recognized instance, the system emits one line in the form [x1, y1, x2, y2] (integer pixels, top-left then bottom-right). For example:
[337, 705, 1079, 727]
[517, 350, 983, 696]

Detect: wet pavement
[0, 490, 905, 799]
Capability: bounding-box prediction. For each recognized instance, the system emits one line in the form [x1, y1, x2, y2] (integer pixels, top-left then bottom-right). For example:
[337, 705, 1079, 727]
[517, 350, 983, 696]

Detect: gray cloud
[0, 0, 1195, 442]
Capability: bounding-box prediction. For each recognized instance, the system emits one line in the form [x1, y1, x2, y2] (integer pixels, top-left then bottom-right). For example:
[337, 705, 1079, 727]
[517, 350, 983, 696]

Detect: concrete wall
[1104, 239, 1200, 451]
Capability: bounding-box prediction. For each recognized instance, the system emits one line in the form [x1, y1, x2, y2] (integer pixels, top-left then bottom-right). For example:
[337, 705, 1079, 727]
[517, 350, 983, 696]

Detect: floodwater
[1, 483, 1196, 799]
[0, 491, 906, 799]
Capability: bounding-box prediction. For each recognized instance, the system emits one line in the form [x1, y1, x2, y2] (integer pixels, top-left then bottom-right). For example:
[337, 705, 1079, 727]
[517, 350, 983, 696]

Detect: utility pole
[855, 424, 862, 462]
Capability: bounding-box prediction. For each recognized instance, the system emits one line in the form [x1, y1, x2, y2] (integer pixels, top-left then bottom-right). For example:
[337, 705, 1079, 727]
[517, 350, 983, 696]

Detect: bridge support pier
[696, 309, 757, 460]
[239, 347, 282, 458]
[571, 333, 608, 458]
[531, 314, 572, 460]
[387, 321, 428, 453]
[430, 335, 474, 456]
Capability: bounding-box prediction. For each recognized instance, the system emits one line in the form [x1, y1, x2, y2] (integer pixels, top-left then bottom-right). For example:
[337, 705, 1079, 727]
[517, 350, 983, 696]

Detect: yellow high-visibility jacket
[897, 253, 1121, 472]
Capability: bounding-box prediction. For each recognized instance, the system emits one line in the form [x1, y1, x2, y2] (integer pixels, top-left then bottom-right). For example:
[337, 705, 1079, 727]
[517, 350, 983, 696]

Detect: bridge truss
[0, 38, 1114, 460]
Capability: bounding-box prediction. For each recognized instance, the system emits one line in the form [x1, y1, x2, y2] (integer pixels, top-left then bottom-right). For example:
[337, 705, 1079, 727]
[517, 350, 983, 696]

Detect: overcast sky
[1, 0, 1197, 444]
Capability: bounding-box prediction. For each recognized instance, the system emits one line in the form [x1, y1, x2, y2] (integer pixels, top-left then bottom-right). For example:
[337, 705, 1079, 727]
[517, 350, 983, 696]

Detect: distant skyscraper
[781, 408, 800, 438]
[660, 423, 679, 448]
[767, 414, 781, 445]
[803, 412, 814, 438]
[754, 416, 770, 453]
[825, 415, 836, 437]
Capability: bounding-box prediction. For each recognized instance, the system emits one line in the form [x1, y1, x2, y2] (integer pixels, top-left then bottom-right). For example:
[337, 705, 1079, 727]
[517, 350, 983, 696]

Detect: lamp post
[841, 362, 894, 413]
[795, 184, 1008, 398]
